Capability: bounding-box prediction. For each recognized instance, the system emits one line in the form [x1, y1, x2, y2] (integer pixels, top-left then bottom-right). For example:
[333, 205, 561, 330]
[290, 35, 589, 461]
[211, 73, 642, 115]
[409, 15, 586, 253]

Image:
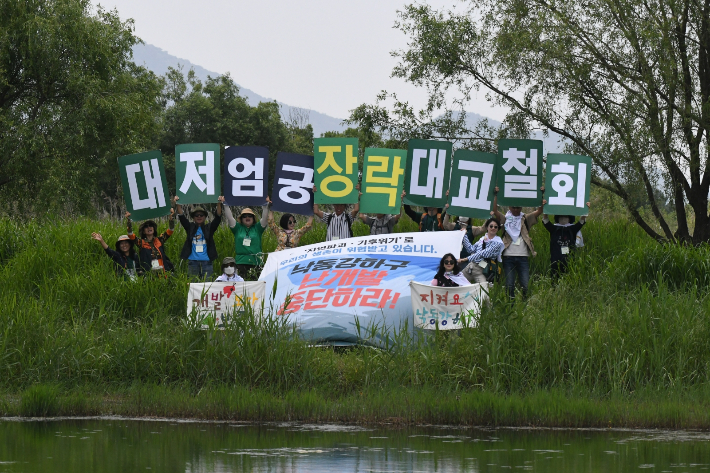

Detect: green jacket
[231, 221, 265, 265]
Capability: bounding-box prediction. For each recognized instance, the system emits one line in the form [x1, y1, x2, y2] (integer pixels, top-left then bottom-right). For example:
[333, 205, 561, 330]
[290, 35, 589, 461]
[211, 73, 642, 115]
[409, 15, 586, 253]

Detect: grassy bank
[2, 213, 710, 427]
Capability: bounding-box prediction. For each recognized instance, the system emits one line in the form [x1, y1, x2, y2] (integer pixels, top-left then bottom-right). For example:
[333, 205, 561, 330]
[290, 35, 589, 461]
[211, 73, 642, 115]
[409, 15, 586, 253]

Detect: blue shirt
[189, 227, 210, 261]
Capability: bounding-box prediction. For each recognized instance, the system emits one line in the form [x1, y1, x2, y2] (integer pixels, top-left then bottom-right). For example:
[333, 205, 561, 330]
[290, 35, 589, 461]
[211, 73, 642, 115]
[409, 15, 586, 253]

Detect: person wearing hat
[223, 197, 271, 280]
[91, 232, 141, 280]
[542, 204, 590, 279]
[215, 257, 244, 282]
[126, 209, 175, 275]
[173, 196, 222, 280]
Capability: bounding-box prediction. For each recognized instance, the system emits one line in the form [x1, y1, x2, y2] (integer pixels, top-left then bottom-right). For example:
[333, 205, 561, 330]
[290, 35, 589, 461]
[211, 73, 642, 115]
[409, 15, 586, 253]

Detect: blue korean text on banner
[258, 231, 466, 346]
[223, 146, 269, 206]
[271, 152, 315, 216]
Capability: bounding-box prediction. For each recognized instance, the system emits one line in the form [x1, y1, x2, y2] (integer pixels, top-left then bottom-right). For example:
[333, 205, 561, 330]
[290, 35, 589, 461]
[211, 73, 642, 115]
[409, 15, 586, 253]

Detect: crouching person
[215, 257, 244, 282]
[91, 232, 141, 280]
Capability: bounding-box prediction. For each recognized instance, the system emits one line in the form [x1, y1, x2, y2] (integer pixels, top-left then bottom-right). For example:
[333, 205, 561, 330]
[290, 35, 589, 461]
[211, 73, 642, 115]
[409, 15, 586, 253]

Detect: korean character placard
[223, 146, 269, 206]
[118, 150, 171, 221]
[404, 139, 452, 208]
[313, 137, 359, 204]
[175, 143, 221, 204]
[496, 139, 543, 207]
[543, 154, 591, 216]
[271, 152, 315, 216]
[360, 148, 406, 215]
[447, 149, 497, 219]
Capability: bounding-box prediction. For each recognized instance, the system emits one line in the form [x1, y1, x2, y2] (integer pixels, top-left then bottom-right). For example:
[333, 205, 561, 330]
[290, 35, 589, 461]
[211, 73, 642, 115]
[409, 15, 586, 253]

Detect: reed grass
[1, 212, 710, 426]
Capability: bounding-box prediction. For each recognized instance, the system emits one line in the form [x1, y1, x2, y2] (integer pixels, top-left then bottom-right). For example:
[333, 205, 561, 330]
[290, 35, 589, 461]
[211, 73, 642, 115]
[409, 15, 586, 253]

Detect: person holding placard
[542, 204, 590, 279]
[126, 209, 175, 275]
[403, 191, 447, 232]
[268, 212, 314, 251]
[457, 218, 505, 284]
[223, 199, 270, 280]
[313, 186, 360, 241]
[359, 207, 403, 235]
[91, 233, 141, 280]
[430, 253, 471, 287]
[173, 196, 222, 280]
[492, 186, 546, 299]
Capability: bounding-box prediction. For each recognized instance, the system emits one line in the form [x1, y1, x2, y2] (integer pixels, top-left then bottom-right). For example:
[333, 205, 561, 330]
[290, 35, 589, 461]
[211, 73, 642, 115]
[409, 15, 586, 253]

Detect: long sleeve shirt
[462, 233, 505, 263]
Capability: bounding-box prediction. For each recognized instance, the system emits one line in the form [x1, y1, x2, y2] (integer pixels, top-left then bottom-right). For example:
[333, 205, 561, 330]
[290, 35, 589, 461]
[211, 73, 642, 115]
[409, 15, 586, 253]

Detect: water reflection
[0, 419, 709, 472]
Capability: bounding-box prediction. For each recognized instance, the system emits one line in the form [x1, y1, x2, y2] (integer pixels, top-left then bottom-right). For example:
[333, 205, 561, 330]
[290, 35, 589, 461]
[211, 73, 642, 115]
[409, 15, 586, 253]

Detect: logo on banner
[496, 139, 543, 206]
[118, 150, 171, 221]
[448, 150, 497, 219]
[175, 143, 220, 204]
[404, 139, 452, 207]
[360, 148, 406, 214]
[224, 146, 269, 206]
[544, 154, 592, 216]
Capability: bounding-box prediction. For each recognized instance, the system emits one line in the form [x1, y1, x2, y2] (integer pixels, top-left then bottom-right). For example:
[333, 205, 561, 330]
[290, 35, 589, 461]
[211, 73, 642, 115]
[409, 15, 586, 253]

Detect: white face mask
[223, 266, 235, 275]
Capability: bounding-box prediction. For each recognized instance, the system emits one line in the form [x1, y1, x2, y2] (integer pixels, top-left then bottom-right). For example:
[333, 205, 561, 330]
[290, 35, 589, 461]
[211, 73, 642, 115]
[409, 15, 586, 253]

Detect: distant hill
[132, 43, 563, 151]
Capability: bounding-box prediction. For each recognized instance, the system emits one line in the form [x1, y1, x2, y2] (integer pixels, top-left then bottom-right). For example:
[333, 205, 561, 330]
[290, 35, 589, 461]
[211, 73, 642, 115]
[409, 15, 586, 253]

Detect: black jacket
[178, 213, 222, 261]
[104, 248, 141, 277]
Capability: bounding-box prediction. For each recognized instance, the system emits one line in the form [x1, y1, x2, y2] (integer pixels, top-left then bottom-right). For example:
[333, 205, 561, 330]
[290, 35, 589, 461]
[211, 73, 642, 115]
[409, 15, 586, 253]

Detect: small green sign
[360, 148, 406, 215]
[175, 143, 221, 204]
[313, 138, 359, 204]
[118, 150, 171, 221]
[403, 139, 452, 208]
[543, 154, 592, 216]
[447, 149, 497, 219]
[496, 139, 543, 207]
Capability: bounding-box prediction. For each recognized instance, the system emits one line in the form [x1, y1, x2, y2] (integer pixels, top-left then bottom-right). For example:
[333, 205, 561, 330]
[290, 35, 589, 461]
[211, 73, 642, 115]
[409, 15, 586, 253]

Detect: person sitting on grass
[126, 209, 175, 275]
[173, 196, 222, 281]
[91, 232, 141, 280]
[312, 186, 360, 241]
[542, 203, 590, 279]
[430, 253, 471, 287]
[223, 198, 271, 280]
[215, 257, 244, 282]
[458, 217, 505, 284]
[269, 212, 314, 252]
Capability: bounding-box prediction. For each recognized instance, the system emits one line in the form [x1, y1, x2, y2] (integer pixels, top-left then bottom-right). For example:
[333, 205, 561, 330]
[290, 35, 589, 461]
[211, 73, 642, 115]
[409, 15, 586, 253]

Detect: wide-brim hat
[115, 235, 131, 251]
[221, 256, 236, 268]
[139, 220, 158, 234]
[238, 208, 256, 220]
[190, 207, 208, 218]
[458, 217, 470, 223]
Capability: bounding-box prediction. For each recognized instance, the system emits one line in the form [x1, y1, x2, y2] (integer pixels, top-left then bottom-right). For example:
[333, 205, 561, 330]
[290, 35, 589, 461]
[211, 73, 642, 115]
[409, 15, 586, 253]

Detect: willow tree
[348, 0, 710, 243]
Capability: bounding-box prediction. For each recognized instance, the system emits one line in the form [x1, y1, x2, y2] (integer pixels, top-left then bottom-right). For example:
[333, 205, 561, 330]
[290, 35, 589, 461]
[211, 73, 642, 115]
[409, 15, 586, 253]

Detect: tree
[348, 0, 710, 243]
[0, 0, 163, 212]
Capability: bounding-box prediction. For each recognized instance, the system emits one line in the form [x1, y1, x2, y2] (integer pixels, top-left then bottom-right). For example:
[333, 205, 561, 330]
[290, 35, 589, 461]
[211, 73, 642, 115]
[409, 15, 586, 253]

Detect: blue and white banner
[259, 231, 466, 345]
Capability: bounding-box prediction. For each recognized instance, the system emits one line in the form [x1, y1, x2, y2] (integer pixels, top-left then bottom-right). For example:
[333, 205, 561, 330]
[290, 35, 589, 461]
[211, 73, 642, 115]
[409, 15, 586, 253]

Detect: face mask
[224, 267, 235, 275]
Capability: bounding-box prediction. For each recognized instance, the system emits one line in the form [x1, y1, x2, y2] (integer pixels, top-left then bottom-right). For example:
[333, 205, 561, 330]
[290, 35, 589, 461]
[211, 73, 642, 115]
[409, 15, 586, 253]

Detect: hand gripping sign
[403, 139, 452, 208]
[118, 150, 171, 220]
[223, 146, 269, 206]
[360, 148, 406, 215]
[313, 137, 359, 204]
[175, 143, 221, 204]
[496, 139, 543, 207]
[447, 150, 497, 219]
[271, 152, 315, 216]
[543, 154, 592, 216]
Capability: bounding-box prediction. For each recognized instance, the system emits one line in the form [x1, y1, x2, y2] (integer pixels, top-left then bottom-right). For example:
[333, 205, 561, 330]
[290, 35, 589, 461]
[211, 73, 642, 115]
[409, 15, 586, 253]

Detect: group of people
[92, 186, 590, 294]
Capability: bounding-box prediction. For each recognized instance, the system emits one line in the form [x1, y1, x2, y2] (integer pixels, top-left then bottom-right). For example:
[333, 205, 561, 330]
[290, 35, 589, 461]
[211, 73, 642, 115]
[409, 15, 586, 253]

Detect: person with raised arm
[359, 205, 403, 235]
[402, 190, 447, 232]
[542, 203, 591, 279]
[312, 186, 360, 241]
[222, 197, 270, 280]
[457, 217, 505, 284]
[91, 232, 141, 280]
[173, 196, 222, 280]
[492, 186, 546, 300]
[430, 253, 471, 287]
[126, 208, 175, 275]
[268, 212, 314, 252]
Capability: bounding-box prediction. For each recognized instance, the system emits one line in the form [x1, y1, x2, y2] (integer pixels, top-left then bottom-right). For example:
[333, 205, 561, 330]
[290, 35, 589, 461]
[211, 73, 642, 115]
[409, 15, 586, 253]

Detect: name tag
[513, 237, 521, 246]
[561, 246, 570, 255]
[478, 261, 488, 269]
[151, 259, 161, 270]
[243, 238, 251, 247]
[195, 244, 204, 253]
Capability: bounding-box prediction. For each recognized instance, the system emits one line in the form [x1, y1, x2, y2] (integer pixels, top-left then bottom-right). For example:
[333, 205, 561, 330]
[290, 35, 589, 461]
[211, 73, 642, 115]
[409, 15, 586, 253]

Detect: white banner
[410, 281, 488, 330]
[187, 281, 266, 328]
[259, 231, 466, 345]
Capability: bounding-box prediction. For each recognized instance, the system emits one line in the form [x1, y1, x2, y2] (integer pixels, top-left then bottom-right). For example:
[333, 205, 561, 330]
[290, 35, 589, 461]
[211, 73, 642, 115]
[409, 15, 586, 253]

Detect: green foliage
[20, 384, 59, 417]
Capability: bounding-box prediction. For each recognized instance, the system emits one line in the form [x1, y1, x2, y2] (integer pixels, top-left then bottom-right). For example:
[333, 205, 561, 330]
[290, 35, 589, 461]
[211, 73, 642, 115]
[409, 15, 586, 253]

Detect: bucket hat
[190, 207, 208, 218]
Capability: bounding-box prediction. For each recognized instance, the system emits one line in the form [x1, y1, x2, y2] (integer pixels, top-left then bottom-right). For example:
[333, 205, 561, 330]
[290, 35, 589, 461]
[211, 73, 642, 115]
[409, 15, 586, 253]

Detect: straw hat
[114, 235, 132, 251]
[238, 208, 256, 220]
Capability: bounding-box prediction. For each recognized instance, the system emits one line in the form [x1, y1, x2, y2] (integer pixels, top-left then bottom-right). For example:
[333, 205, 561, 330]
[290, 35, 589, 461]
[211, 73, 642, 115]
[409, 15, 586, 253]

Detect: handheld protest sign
[223, 146, 269, 206]
[271, 152, 315, 216]
[175, 143, 220, 204]
[544, 154, 592, 216]
[447, 149, 497, 219]
[118, 150, 171, 221]
[403, 139, 452, 208]
[313, 138, 359, 204]
[496, 139, 543, 207]
[360, 148, 406, 215]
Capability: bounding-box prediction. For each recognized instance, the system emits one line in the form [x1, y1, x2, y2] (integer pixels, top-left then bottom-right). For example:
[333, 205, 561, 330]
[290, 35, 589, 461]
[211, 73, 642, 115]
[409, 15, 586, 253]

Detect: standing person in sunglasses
[173, 195, 222, 280]
[268, 212, 314, 252]
[431, 253, 471, 287]
[458, 218, 505, 284]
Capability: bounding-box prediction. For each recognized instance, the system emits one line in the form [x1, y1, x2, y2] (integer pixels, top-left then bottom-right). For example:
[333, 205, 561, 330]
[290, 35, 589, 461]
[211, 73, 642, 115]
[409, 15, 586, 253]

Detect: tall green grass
[1, 212, 710, 416]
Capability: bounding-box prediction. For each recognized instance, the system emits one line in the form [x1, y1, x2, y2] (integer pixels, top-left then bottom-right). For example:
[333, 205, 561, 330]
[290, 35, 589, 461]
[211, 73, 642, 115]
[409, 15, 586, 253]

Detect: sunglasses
[488, 224, 499, 229]
[288, 219, 296, 224]
[443, 259, 456, 264]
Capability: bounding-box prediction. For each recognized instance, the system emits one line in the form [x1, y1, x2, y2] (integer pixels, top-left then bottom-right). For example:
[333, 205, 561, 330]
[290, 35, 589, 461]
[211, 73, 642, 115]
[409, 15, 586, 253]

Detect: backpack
[326, 213, 353, 238]
[419, 212, 443, 232]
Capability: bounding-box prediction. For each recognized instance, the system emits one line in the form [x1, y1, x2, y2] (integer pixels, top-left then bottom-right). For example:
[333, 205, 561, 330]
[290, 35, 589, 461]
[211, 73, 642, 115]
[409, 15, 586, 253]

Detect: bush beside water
[1, 214, 710, 425]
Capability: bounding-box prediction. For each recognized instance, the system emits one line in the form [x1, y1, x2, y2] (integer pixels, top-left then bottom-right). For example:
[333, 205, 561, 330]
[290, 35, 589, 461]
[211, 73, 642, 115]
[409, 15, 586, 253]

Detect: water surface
[1, 418, 709, 472]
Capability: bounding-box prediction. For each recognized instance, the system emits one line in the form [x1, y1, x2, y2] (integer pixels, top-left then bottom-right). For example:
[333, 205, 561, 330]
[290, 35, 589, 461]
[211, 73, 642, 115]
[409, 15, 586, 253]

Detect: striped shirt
[321, 212, 354, 241]
[462, 234, 505, 263]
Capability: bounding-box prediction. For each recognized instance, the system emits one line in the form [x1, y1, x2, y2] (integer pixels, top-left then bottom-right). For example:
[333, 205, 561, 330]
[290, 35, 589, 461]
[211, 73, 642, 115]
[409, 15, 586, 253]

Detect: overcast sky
[92, 0, 507, 121]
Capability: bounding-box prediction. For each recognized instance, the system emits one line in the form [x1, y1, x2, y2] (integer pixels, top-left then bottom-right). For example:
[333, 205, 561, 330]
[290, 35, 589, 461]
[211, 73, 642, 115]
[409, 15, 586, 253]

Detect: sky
[92, 0, 507, 122]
